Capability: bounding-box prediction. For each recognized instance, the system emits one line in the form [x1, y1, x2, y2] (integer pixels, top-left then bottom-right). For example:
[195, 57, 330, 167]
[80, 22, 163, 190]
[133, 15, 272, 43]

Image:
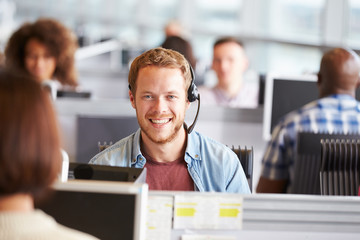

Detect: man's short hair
[213, 37, 244, 49]
[128, 47, 192, 96]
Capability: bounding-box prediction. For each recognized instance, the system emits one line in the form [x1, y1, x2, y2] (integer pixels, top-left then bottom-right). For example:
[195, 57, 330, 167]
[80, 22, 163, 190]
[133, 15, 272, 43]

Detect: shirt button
[195, 154, 199, 158]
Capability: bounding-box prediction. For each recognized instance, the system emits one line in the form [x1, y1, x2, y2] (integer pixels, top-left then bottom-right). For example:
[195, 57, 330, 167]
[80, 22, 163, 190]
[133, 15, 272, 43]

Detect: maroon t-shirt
[143, 154, 194, 191]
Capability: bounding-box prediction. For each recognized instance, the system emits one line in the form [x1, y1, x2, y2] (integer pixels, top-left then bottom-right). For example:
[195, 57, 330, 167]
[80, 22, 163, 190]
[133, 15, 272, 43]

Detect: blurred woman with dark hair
[0, 70, 97, 239]
[5, 18, 78, 99]
[161, 35, 197, 70]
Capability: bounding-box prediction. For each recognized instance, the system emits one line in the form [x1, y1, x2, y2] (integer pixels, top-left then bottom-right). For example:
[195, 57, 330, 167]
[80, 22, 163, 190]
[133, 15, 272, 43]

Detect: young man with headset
[90, 47, 250, 193]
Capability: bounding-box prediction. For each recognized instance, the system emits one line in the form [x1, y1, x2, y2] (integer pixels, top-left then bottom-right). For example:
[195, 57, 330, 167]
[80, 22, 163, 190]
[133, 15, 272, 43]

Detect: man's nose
[153, 98, 167, 113]
[220, 60, 230, 71]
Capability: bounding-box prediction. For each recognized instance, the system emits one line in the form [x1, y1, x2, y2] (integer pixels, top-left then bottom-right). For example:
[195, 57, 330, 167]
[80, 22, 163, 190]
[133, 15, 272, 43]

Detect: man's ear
[186, 99, 191, 110]
[129, 90, 136, 109]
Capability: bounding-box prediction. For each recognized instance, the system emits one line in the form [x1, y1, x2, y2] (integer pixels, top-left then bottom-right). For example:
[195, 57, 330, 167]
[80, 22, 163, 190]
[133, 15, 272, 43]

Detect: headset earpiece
[187, 65, 199, 102]
[186, 63, 200, 134]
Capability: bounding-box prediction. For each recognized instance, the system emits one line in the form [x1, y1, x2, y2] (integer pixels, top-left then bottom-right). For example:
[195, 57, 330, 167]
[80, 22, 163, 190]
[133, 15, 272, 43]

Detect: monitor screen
[57, 90, 92, 99]
[263, 74, 318, 140]
[36, 180, 148, 240]
[68, 163, 144, 182]
[262, 74, 360, 141]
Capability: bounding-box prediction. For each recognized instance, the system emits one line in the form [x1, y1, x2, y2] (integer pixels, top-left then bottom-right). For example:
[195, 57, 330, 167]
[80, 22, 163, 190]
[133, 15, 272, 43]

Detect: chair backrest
[320, 138, 360, 196]
[230, 146, 254, 192]
[292, 132, 359, 195]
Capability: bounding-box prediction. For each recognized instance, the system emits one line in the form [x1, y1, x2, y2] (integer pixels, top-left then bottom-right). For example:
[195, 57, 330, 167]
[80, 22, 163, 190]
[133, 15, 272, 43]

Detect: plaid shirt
[260, 94, 360, 191]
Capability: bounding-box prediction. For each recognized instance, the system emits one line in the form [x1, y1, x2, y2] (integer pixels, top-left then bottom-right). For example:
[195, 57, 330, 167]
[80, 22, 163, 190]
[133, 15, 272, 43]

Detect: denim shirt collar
[185, 131, 202, 165]
[131, 128, 202, 167]
[131, 129, 146, 167]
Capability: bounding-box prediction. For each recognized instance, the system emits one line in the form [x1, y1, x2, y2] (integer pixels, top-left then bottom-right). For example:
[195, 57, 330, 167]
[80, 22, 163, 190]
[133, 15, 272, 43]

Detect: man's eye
[144, 95, 152, 99]
[168, 95, 176, 99]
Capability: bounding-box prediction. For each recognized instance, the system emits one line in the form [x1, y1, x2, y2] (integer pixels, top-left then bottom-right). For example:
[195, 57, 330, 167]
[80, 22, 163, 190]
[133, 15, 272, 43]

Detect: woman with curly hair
[5, 18, 78, 99]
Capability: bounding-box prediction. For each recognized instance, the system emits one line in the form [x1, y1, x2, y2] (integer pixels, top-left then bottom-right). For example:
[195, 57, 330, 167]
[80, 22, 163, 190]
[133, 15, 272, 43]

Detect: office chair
[292, 132, 359, 195]
[320, 138, 360, 196]
[230, 145, 254, 192]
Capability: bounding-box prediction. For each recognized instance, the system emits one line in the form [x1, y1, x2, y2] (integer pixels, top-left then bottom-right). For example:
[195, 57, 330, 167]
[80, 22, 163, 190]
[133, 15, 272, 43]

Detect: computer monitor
[263, 74, 318, 141]
[262, 74, 360, 141]
[68, 162, 144, 183]
[57, 90, 92, 99]
[36, 180, 148, 240]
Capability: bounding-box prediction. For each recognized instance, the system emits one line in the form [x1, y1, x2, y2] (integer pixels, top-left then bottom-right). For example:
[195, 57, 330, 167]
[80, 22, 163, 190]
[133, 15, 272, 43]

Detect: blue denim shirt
[89, 129, 250, 194]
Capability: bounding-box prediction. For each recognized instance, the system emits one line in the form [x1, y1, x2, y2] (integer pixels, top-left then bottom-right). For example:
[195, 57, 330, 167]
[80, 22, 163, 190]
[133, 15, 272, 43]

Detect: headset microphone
[186, 64, 200, 134]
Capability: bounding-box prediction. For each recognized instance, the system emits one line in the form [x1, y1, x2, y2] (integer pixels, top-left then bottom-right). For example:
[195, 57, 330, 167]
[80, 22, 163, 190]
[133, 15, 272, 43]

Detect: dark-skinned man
[257, 48, 360, 193]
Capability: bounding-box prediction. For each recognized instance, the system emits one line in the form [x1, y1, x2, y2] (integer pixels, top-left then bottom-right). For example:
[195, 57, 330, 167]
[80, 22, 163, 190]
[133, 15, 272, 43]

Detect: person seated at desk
[4, 18, 78, 99]
[90, 47, 250, 194]
[164, 19, 184, 38]
[257, 48, 360, 193]
[198, 37, 258, 108]
[161, 35, 197, 72]
[0, 70, 98, 239]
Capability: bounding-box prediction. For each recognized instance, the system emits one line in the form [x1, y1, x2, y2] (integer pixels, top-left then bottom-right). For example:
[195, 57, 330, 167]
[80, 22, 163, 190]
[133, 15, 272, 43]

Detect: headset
[186, 64, 200, 134]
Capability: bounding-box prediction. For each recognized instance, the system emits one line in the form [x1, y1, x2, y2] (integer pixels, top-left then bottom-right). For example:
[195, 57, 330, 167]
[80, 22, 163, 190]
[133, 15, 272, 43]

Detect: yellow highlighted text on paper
[176, 208, 196, 217]
[219, 208, 240, 217]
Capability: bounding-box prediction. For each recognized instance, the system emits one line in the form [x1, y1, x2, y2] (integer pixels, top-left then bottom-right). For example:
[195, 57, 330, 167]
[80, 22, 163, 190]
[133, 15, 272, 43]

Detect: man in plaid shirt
[257, 48, 360, 193]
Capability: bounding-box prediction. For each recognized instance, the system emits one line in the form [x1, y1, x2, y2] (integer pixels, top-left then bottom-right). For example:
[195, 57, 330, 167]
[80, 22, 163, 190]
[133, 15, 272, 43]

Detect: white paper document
[173, 195, 243, 230]
[146, 195, 174, 240]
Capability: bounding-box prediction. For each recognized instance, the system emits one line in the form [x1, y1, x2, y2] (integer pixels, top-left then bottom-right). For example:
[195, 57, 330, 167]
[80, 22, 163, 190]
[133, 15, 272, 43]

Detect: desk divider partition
[147, 191, 360, 240]
[39, 180, 360, 240]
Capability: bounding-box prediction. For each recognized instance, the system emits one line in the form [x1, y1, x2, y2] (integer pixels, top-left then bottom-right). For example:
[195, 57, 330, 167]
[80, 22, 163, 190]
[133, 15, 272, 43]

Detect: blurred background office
[1, 0, 360, 97]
